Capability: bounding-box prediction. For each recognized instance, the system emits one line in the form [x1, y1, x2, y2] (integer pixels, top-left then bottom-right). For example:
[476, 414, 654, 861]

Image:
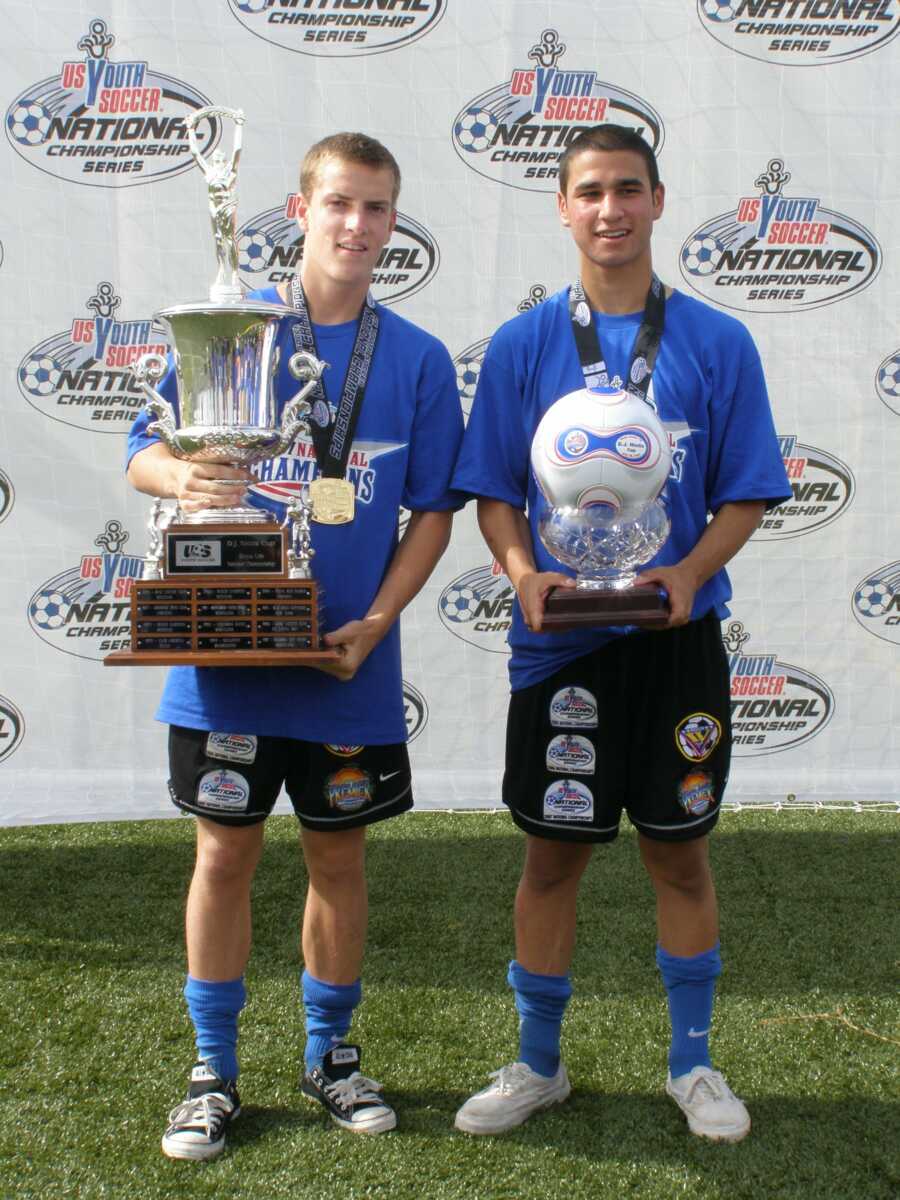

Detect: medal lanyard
[289, 276, 379, 479]
[568, 273, 666, 404]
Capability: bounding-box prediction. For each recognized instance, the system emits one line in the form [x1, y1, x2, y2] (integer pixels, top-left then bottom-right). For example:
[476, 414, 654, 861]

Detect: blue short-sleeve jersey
[451, 287, 791, 691]
[127, 287, 464, 743]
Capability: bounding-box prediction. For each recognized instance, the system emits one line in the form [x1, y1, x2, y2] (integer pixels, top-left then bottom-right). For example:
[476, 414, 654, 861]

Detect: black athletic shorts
[503, 613, 731, 844]
[167, 726, 413, 830]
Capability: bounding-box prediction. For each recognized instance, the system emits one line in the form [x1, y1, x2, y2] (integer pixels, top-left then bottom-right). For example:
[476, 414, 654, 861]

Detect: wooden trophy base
[541, 583, 670, 632]
[103, 522, 340, 667]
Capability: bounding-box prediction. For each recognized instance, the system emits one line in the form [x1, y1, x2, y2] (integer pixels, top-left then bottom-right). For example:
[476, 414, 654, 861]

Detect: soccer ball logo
[455, 108, 498, 154]
[700, 0, 738, 21]
[19, 354, 63, 397]
[456, 355, 481, 406]
[877, 356, 900, 399]
[238, 227, 274, 273]
[440, 585, 479, 623]
[30, 590, 71, 630]
[7, 101, 52, 146]
[234, 1, 272, 12]
[854, 578, 893, 618]
[682, 235, 724, 277]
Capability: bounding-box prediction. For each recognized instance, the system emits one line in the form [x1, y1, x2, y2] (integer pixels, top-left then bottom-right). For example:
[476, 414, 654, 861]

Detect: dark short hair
[300, 132, 401, 205]
[558, 125, 660, 194]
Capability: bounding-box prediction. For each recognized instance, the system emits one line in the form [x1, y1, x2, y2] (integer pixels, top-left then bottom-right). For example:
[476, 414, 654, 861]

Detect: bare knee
[194, 820, 263, 889]
[639, 835, 713, 899]
[521, 838, 593, 894]
[302, 827, 366, 891]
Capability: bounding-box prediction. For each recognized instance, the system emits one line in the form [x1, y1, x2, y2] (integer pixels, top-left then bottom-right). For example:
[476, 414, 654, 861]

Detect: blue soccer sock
[301, 970, 362, 1071]
[656, 943, 721, 1079]
[508, 960, 573, 1078]
[183, 975, 246, 1084]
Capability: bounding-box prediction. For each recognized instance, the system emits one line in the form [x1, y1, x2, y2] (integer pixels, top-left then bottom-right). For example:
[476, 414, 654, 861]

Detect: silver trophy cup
[131, 105, 326, 535]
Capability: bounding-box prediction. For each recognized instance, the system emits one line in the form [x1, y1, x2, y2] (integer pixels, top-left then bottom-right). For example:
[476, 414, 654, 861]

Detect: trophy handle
[132, 352, 177, 443]
[278, 351, 329, 445]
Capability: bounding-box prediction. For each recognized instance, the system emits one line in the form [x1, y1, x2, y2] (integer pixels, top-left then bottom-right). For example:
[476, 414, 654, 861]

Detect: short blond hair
[300, 133, 401, 205]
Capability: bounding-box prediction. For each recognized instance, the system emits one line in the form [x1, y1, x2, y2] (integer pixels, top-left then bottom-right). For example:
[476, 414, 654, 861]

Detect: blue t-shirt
[451, 286, 792, 691]
[127, 288, 463, 743]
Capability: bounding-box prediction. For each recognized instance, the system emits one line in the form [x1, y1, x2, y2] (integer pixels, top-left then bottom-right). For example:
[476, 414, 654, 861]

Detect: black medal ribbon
[289, 276, 379, 479]
[568, 273, 666, 405]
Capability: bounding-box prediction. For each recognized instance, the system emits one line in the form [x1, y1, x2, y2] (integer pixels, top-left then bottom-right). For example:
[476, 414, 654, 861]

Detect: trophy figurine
[105, 106, 337, 667]
[530, 385, 672, 630]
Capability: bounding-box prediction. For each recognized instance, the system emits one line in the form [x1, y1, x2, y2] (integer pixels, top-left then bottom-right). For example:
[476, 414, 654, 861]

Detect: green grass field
[1, 810, 897, 1200]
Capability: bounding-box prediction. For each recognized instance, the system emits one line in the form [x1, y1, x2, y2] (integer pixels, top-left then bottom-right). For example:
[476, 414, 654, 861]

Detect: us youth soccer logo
[0, 693, 25, 763]
[725, 621, 834, 755]
[403, 679, 429, 742]
[0, 467, 14, 525]
[546, 734, 595, 775]
[452, 29, 663, 193]
[875, 349, 900, 416]
[237, 196, 439, 303]
[438, 562, 513, 653]
[454, 285, 549, 419]
[17, 283, 166, 432]
[755, 435, 854, 540]
[543, 779, 594, 822]
[680, 159, 881, 312]
[5, 19, 216, 186]
[228, 0, 445, 57]
[851, 562, 900, 645]
[249, 437, 404, 513]
[698, 0, 900, 66]
[28, 520, 144, 660]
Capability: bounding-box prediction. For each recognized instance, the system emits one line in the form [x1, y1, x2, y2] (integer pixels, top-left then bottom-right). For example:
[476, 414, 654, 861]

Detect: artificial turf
[0, 810, 897, 1199]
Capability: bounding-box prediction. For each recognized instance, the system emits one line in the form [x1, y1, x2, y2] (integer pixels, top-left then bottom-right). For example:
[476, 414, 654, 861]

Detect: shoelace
[168, 1091, 233, 1137]
[682, 1070, 733, 1105]
[488, 1063, 534, 1094]
[323, 1070, 385, 1109]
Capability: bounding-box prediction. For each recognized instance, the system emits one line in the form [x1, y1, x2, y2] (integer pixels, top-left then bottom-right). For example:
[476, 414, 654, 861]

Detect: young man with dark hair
[451, 125, 790, 1142]
[127, 132, 463, 1158]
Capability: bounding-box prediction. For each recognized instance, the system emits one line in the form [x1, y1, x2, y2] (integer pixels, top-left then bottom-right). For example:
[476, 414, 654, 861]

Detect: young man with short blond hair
[128, 132, 463, 1158]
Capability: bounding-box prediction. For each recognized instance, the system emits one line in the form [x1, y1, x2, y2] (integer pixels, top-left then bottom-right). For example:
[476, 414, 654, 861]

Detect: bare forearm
[679, 501, 765, 590]
[476, 498, 536, 588]
[126, 442, 184, 498]
[476, 496, 574, 632]
[363, 510, 453, 636]
[126, 441, 252, 512]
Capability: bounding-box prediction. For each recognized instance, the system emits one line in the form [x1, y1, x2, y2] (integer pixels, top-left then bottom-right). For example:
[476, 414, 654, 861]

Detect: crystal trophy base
[104, 521, 340, 667]
[538, 502, 671, 632]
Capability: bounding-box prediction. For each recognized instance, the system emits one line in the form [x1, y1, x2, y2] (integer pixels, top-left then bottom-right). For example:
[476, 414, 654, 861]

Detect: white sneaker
[454, 1061, 571, 1135]
[161, 1062, 241, 1161]
[666, 1066, 751, 1143]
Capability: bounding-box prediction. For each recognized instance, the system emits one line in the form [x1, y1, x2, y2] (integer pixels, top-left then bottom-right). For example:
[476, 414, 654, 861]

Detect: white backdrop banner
[1, 0, 898, 823]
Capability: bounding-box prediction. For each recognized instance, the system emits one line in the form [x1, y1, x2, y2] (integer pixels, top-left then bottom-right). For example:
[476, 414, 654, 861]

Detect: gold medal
[309, 478, 355, 524]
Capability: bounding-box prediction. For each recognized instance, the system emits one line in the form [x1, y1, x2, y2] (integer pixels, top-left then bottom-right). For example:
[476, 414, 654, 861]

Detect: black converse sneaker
[161, 1061, 241, 1161]
[301, 1043, 396, 1134]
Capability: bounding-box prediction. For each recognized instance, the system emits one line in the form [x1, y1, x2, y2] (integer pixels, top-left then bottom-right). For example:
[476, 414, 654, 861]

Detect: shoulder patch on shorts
[543, 779, 594, 821]
[677, 771, 716, 816]
[197, 769, 251, 812]
[549, 686, 598, 729]
[675, 713, 721, 762]
[546, 734, 595, 775]
[205, 732, 258, 764]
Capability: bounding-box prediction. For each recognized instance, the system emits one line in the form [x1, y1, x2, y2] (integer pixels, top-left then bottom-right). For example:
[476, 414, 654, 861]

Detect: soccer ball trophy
[530, 385, 672, 629]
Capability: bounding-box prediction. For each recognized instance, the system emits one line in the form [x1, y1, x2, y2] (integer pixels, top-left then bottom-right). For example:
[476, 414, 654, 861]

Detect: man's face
[557, 148, 664, 273]
[296, 157, 397, 290]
